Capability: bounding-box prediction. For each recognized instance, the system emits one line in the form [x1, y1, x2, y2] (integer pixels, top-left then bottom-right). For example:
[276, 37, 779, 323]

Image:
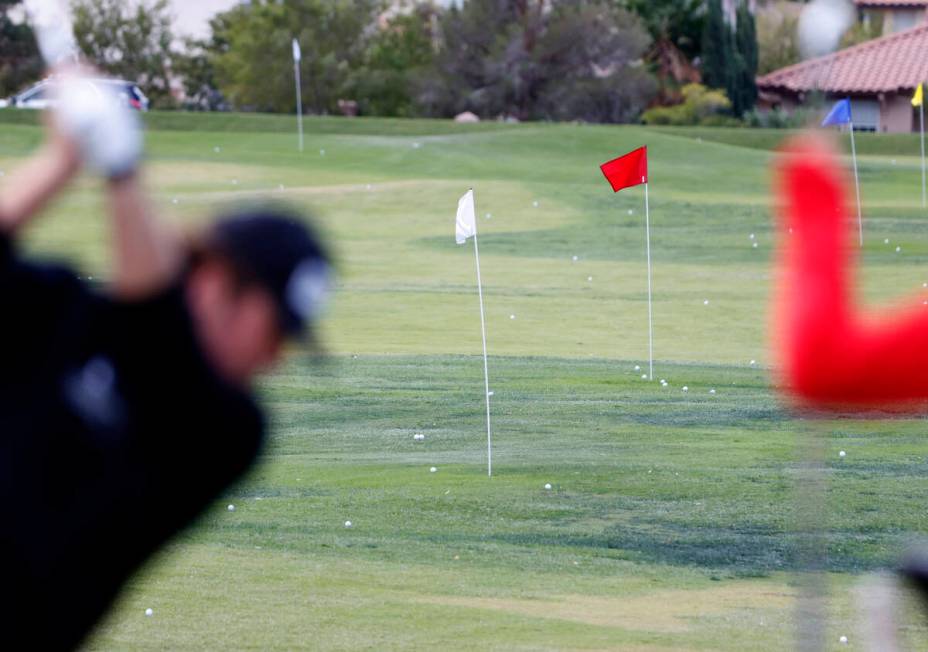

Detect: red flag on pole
[600, 146, 648, 193]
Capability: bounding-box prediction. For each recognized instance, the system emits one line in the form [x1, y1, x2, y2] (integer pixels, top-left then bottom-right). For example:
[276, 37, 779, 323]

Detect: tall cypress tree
[701, 0, 732, 93]
[733, 0, 758, 116]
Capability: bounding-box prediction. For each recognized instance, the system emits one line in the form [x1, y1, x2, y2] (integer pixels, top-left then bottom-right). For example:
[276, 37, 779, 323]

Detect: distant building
[855, 0, 928, 36]
[756, 23, 928, 132]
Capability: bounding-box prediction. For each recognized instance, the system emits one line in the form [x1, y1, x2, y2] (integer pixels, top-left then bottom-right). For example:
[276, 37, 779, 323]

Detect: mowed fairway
[4, 112, 928, 650]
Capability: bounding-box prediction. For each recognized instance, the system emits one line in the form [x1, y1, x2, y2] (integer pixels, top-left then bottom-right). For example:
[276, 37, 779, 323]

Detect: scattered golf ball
[510, 314, 516, 320]
[703, 299, 709, 306]
[709, 389, 717, 394]
[544, 483, 552, 490]
[344, 520, 352, 528]
[752, 242, 759, 249]
[145, 608, 153, 617]
[572, 255, 579, 262]
[213, 146, 221, 153]
[319, 149, 326, 156]
[750, 360, 757, 366]
[896, 246, 902, 253]
[533, 201, 539, 207]
[485, 212, 492, 219]
[749, 233, 756, 240]
[682, 386, 689, 392]
[839, 450, 846, 458]
[839, 636, 848, 644]
[627, 209, 634, 215]
[414, 434, 425, 441]
[635, 365, 641, 371]
[587, 276, 593, 282]
[641, 374, 648, 380]
[227, 504, 235, 512]
[430, 467, 438, 473]
[885, 238, 890, 244]
[487, 391, 494, 396]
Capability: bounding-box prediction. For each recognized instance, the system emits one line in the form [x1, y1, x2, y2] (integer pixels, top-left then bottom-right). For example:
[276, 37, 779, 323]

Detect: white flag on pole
[455, 189, 476, 244]
[292, 38, 302, 63]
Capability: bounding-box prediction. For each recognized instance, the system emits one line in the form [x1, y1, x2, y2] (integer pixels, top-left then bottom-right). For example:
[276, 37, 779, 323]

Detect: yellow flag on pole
[913, 83, 924, 107]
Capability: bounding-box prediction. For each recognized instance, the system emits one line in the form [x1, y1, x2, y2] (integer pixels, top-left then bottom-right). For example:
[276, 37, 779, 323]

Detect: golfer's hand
[52, 71, 144, 180]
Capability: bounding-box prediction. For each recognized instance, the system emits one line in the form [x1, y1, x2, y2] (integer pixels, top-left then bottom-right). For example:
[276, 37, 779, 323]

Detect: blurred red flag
[600, 146, 648, 193]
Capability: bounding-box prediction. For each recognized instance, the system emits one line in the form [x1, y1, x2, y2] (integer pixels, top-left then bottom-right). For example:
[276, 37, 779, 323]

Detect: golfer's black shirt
[0, 233, 265, 649]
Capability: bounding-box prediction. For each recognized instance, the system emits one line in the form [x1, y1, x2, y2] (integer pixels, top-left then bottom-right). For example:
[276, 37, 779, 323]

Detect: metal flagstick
[921, 100, 926, 208]
[471, 192, 493, 477]
[644, 182, 654, 381]
[293, 40, 304, 153]
[848, 122, 863, 246]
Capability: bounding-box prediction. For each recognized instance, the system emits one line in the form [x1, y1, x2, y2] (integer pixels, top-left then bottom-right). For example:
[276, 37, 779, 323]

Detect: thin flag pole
[848, 122, 863, 246]
[644, 183, 654, 381]
[471, 193, 493, 477]
[921, 101, 926, 208]
[293, 52, 304, 153]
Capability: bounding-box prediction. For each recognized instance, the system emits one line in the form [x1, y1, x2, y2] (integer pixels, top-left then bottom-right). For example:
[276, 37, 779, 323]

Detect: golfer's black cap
[207, 208, 332, 338]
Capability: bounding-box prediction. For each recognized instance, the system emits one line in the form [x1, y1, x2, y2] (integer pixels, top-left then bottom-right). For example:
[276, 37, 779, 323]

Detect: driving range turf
[3, 112, 928, 649]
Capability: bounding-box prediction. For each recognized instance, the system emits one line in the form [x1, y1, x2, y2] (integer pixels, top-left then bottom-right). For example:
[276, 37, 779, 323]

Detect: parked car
[1, 78, 150, 112]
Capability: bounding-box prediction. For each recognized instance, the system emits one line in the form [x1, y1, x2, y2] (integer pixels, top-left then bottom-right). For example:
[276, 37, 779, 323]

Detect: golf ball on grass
[430, 467, 438, 473]
[227, 504, 235, 512]
[641, 374, 648, 380]
[634, 365, 641, 371]
[145, 608, 153, 617]
[344, 520, 352, 528]
[682, 386, 689, 393]
[544, 483, 552, 490]
[839, 450, 846, 458]
[839, 636, 848, 644]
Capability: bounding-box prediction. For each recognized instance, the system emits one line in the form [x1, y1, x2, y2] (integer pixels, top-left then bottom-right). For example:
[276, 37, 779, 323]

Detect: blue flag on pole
[822, 98, 852, 127]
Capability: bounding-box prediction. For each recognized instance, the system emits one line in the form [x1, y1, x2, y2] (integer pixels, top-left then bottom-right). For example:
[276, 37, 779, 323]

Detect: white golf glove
[53, 75, 144, 179]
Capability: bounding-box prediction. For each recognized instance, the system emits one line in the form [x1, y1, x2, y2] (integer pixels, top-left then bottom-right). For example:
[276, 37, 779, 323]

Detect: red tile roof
[757, 22, 928, 94]
[855, 1, 928, 6]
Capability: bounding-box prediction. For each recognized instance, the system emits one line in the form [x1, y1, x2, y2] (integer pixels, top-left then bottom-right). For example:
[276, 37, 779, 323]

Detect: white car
[2, 78, 150, 112]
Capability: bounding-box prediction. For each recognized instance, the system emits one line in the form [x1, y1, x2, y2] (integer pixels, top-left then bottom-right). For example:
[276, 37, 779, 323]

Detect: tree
[209, 0, 380, 115]
[757, 1, 801, 75]
[732, 0, 758, 116]
[419, 0, 656, 123]
[700, 0, 734, 94]
[347, 4, 437, 117]
[0, 0, 41, 97]
[71, 0, 176, 108]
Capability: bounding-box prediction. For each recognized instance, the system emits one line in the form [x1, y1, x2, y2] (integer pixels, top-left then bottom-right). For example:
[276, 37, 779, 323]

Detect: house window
[891, 9, 923, 32]
[853, 99, 880, 131]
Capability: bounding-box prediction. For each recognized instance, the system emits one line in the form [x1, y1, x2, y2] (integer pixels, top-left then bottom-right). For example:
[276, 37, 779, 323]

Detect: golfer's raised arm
[0, 124, 80, 235]
[106, 173, 181, 299]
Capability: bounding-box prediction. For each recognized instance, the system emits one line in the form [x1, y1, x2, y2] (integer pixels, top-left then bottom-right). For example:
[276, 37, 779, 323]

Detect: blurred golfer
[0, 66, 331, 648]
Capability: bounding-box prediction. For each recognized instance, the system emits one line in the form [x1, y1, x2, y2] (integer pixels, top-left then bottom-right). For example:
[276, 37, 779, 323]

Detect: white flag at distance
[292, 38, 302, 63]
[456, 189, 477, 244]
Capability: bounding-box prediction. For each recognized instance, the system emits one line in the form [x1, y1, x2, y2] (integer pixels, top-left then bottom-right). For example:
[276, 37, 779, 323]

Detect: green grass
[3, 111, 928, 650]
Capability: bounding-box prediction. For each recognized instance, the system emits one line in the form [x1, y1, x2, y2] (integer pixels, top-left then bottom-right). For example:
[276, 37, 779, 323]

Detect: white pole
[848, 123, 863, 247]
[471, 195, 492, 478]
[294, 60, 304, 153]
[644, 183, 654, 381]
[921, 102, 926, 208]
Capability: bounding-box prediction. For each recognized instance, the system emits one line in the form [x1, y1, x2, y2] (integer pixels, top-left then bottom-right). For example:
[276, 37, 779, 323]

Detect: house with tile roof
[756, 22, 928, 132]
[856, 0, 928, 35]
